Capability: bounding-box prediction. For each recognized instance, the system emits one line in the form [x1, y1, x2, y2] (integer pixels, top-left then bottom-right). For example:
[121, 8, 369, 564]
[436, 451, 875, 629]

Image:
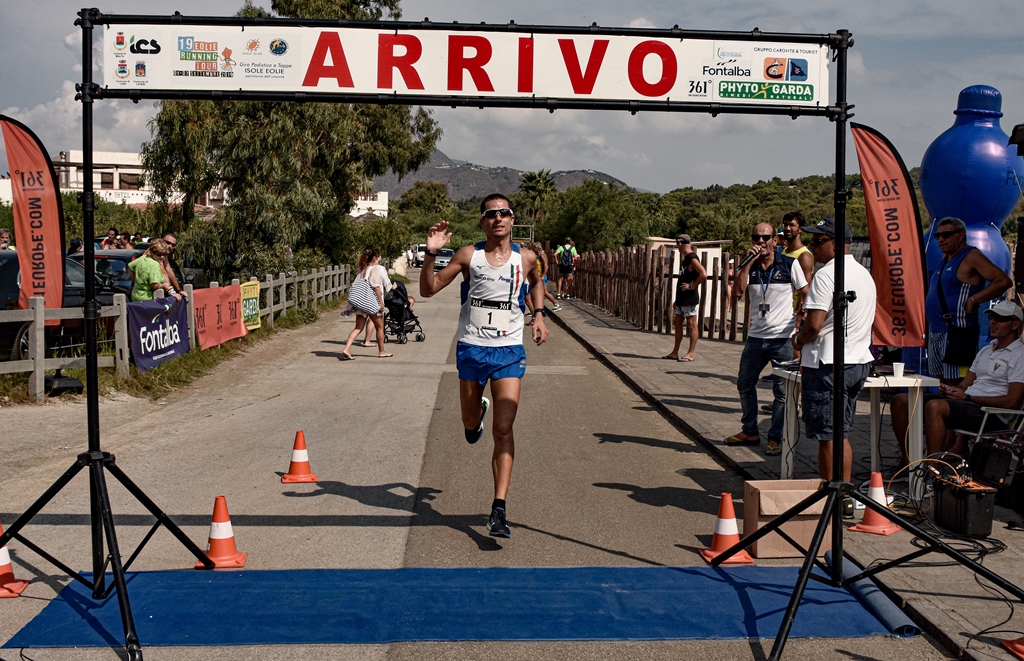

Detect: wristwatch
[425, 249, 438, 257]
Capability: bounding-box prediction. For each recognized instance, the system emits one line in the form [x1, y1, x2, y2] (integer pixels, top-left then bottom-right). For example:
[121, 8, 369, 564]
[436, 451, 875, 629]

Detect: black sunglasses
[809, 236, 834, 247]
[933, 230, 962, 240]
[750, 234, 775, 242]
[482, 207, 514, 219]
[990, 313, 1018, 322]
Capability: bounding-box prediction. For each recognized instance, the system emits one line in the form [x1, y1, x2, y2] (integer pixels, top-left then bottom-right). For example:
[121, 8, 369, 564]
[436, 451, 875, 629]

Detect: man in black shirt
[663, 234, 707, 362]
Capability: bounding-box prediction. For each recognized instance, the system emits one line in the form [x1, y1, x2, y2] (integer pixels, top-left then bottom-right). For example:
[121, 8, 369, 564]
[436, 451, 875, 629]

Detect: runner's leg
[459, 379, 487, 432]
[488, 377, 521, 500]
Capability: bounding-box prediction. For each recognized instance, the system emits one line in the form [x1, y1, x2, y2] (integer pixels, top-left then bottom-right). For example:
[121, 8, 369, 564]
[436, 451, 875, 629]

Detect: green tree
[140, 0, 441, 278]
[541, 181, 653, 252]
[516, 169, 558, 223]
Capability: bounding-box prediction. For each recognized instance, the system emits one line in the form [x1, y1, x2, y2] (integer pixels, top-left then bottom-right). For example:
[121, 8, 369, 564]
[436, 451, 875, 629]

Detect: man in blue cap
[791, 218, 876, 513]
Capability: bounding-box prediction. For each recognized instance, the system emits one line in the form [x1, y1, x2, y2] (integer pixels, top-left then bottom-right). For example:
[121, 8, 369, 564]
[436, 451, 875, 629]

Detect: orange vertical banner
[851, 123, 927, 347]
[0, 115, 65, 315]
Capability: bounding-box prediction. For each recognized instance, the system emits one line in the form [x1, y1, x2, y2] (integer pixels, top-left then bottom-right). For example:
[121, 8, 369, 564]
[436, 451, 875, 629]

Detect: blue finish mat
[5, 566, 888, 648]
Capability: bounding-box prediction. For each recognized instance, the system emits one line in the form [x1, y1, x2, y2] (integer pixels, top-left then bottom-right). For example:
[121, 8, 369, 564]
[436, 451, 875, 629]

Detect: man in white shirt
[725, 222, 808, 456]
[891, 299, 1024, 458]
[792, 217, 876, 491]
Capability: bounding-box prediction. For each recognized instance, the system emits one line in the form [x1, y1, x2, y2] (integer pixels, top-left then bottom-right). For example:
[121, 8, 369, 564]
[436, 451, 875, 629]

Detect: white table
[773, 367, 938, 497]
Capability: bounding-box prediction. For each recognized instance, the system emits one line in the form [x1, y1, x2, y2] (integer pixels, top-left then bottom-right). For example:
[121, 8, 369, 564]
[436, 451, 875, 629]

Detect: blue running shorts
[457, 343, 527, 385]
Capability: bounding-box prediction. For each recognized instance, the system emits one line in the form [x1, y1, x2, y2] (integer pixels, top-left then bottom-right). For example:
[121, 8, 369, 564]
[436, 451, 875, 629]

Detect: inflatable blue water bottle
[920, 85, 1024, 344]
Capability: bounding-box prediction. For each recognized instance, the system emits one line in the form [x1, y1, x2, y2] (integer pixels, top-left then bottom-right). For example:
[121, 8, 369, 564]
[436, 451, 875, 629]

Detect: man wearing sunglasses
[924, 217, 1011, 385]
[725, 223, 808, 455]
[792, 218, 876, 498]
[420, 193, 549, 540]
[891, 300, 1024, 460]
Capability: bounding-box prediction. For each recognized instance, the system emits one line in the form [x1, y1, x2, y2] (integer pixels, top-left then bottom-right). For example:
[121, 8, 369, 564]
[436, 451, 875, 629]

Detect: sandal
[339, 353, 354, 361]
[724, 433, 760, 446]
[378, 353, 394, 358]
[765, 440, 782, 456]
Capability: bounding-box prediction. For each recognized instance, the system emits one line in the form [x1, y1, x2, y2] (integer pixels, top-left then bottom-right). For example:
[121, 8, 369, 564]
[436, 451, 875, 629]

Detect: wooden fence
[0, 264, 351, 401]
[569, 244, 750, 342]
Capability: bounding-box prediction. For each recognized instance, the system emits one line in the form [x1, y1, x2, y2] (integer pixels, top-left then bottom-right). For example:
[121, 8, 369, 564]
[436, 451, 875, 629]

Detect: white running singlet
[458, 243, 525, 346]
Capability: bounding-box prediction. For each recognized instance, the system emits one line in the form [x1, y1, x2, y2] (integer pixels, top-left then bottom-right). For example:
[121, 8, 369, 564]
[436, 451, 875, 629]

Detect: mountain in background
[371, 149, 632, 201]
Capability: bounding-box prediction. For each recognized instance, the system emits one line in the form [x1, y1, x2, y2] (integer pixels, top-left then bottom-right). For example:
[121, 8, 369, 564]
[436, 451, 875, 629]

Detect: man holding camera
[891, 300, 1024, 459]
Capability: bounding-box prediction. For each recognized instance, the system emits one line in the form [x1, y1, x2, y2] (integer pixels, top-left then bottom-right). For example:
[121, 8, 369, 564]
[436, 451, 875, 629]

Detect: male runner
[420, 194, 549, 538]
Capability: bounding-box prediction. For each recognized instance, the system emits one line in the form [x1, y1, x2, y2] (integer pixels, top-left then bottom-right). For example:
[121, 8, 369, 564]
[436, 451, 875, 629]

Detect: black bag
[935, 253, 980, 367]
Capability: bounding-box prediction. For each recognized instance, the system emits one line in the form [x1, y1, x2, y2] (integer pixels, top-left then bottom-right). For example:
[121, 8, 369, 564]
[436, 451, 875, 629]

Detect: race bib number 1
[470, 297, 512, 334]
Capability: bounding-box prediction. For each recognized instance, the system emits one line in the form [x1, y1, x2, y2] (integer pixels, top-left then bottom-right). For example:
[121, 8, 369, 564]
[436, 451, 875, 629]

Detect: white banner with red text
[102, 26, 829, 107]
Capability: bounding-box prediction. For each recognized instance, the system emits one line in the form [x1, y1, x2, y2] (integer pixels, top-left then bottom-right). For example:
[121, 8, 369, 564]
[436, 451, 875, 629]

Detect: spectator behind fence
[160, 233, 188, 301]
[68, 237, 84, 255]
[663, 234, 706, 362]
[725, 222, 808, 456]
[892, 300, 1024, 461]
[128, 238, 180, 302]
[791, 217, 876, 504]
[0, 228, 14, 250]
[925, 217, 1011, 385]
[100, 227, 118, 250]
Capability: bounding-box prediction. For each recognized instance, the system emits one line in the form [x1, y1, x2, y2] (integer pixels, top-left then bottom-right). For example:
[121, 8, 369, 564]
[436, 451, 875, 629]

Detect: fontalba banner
[193, 285, 248, 349]
[851, 123, 927, 347]
[0, 115, 65, 319]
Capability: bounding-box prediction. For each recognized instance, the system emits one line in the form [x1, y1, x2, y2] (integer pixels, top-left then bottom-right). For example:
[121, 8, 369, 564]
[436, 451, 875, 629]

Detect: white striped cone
[0, 521, 30, 598]
[699, 492, 754, 564]
[850, 472, 901, 536]
[195, 496, 248, 569]
[282, 431, 318, 483]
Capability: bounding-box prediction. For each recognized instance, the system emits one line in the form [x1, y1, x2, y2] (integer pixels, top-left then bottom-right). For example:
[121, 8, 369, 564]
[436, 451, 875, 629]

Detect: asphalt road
[0, 272, 952, 660]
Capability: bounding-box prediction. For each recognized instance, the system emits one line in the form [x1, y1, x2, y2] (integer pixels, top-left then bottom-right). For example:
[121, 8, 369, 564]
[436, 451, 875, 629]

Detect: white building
[349, 192, 388, 218]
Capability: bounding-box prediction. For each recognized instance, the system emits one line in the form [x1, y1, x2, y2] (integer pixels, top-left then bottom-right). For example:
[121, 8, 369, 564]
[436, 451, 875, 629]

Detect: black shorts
[558, 265, 575, 276]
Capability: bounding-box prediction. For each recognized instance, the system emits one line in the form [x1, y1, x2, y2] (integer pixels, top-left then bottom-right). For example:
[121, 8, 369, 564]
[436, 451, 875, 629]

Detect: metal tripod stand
[0, 10, 214, 660]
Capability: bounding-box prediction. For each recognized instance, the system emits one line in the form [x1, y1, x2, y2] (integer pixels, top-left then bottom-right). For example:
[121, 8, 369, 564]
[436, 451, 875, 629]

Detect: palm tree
[519, 170, 558, 223]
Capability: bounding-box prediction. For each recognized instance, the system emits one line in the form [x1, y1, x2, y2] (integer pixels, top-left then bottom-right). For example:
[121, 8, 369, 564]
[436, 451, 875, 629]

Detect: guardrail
[0, 264, 351, 401]
[0, 294, 129, 401]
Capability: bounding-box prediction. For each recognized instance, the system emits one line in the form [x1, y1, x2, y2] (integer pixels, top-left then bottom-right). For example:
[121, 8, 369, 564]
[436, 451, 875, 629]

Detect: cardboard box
[743, 479, 831, 558]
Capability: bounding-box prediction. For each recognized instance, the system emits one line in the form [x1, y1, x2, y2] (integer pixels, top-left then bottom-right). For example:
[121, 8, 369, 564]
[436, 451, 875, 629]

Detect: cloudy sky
[1, 0, 1023, 194]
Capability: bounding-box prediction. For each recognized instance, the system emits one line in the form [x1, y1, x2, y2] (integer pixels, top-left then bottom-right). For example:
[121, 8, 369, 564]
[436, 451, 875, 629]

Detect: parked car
[433, 248, 455, 271]
[0, 250, 126, 361]
[413, 244, 426, 267]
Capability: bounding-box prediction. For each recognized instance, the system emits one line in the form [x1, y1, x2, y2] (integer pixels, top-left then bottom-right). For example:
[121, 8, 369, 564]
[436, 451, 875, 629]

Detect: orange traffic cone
[699, 492, 754, 564]
[195, 496, 248, 569]
[1003, 636, 1024, 660]
[850, 472, 901, 536]
[282, 431, 318, 484]
[0, 521, 30, 598]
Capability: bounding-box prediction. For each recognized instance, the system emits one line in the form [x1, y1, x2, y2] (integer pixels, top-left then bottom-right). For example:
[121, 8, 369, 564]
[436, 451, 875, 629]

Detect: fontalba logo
[138, 318, 181, 354]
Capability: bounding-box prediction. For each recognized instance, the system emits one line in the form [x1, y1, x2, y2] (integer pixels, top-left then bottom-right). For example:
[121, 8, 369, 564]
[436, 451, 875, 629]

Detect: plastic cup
[892, 362, 905, 378]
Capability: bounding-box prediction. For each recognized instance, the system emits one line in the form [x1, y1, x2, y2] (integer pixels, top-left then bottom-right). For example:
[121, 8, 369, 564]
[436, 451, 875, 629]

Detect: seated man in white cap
[891, 299, 1024, 459]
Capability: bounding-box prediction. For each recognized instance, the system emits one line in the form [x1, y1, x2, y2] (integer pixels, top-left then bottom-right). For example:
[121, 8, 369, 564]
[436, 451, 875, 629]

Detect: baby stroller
[383, 282, 425, 344]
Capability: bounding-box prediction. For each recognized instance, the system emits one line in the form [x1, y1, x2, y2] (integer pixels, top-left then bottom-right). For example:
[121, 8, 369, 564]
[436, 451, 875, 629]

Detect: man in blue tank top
[420, 193, 549, 539]
[924, 217, 1011, 384]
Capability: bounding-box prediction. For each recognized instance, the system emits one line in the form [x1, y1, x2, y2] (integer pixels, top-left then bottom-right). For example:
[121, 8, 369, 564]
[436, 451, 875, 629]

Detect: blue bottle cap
[954, 85, 1003, 118]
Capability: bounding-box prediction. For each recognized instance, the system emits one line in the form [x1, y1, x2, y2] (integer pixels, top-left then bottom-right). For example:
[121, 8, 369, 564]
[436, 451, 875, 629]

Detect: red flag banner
[0, 115, 65, 317]
[851, 123, 927, 347]
[192, 285, 248, 350]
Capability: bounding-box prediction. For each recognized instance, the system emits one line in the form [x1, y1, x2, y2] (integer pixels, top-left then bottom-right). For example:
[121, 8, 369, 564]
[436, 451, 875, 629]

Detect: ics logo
[129, 37, 162, 55]
[764, 58, 808, 82]
[269, 38, 288, 56]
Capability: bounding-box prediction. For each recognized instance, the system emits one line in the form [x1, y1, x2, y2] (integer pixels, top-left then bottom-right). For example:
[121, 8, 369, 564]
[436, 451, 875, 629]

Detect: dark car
[0, 250, 126, 360]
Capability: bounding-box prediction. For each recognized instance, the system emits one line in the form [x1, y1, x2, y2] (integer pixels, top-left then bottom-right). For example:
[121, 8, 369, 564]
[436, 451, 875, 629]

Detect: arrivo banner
[102, 26, 830, 106]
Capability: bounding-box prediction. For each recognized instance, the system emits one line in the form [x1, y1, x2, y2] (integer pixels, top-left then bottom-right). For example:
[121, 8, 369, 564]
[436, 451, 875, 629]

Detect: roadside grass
[0, 297, 341, 405]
